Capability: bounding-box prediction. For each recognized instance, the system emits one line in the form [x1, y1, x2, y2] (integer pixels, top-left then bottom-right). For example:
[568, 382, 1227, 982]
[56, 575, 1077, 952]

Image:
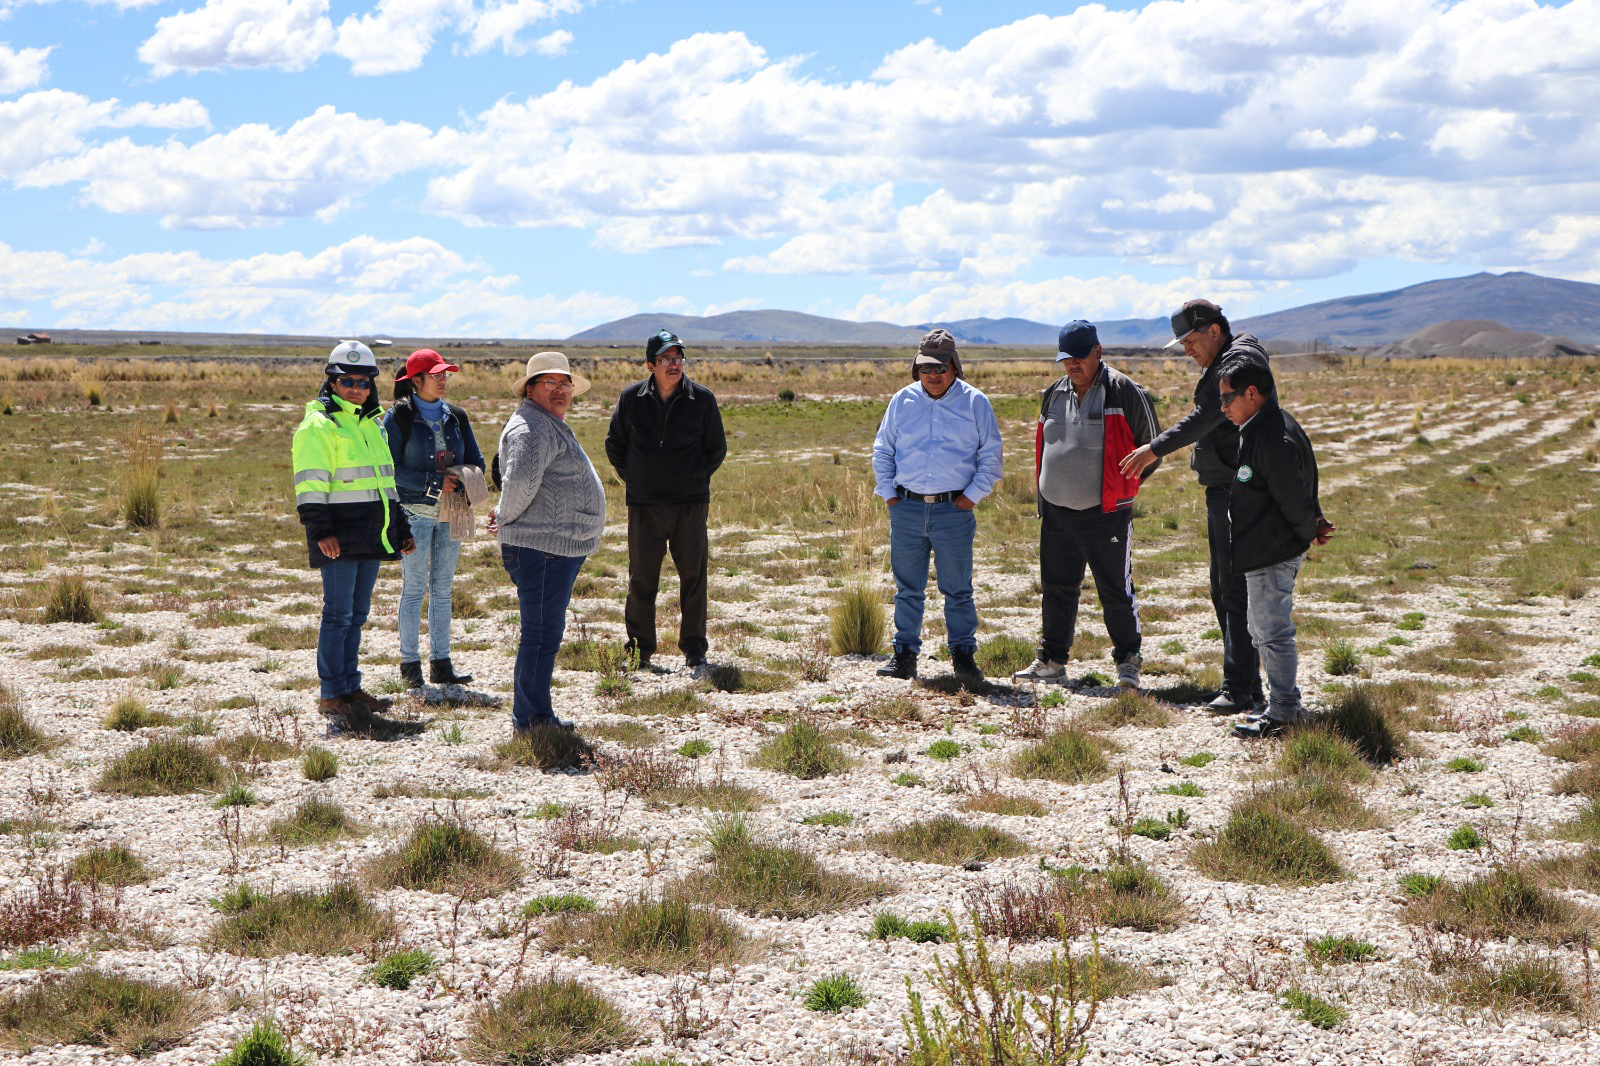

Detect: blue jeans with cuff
[398, 512, 463, 663]
[1244, 553, 1305, 722]
[502, 545, 586, 731]
[317, 559, 380, 700]
[888, 498, 977, 653]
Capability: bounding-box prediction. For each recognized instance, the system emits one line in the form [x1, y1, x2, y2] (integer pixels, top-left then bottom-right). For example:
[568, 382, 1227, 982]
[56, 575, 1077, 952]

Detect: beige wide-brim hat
[513, 351, 591, 398]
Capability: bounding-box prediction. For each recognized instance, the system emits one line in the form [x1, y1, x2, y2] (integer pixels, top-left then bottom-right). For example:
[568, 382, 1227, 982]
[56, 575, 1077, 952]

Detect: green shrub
[212, 783, 256, 808]
[1178, 752, 1215, 768]
[869, 911, 955, 943]
[861, 815, 1029, 866]
[752, 720, 853, 779]
[521, 893, 596, 917]
[300, 746, 338, 782]
[829, 585, 884, 656]
[1445, 756, 1484, 773]
[366, 949, 438, 991]
[1447, 824, 1485, 850]
[213, 1017, 308, 1066]
[677, 738, 712, 758]
[1160, 781, 1204, 797]
[366, 815, 523, 899]
[97, 737, 226, 795]
[1399, 873, 1444, 899]
[804, 972, 868, 1012]
[465, 975, 634, 1065]
[1129, 817, 1172, 841]
[925, 739, 963, 761]
[1280, 987, 1345, 1029]
[1304, 935, 1380, 963]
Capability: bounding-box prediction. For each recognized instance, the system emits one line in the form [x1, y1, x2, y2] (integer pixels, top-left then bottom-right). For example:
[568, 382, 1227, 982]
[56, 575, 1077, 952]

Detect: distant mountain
[569, 271, 1600, 349]
[1372, 320, 1598, 360]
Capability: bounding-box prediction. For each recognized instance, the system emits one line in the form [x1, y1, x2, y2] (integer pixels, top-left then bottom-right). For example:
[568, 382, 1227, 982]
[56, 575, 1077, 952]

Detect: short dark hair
[1217, 355, 1273, 397]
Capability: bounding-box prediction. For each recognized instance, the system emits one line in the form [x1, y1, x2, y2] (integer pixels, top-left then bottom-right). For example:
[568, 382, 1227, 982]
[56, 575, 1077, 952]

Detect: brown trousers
[625, 502, 710, 660]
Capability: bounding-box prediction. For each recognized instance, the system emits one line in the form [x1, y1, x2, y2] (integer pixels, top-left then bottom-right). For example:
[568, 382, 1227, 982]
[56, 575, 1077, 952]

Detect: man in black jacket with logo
[1120, 299, 1270, 716]
[1215, 357, 1335, 739]
[605, 330, 728, 675]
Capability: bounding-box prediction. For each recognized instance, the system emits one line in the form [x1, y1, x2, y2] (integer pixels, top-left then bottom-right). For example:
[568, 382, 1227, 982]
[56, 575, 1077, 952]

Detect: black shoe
[399, 661, 424, 689]
[951, 646, 985, 687]
[876, 645, 917, 680]
[429, 657, 473, 685]
[1234, 716, 1290, 740]
[1205, 691, 1254, 716]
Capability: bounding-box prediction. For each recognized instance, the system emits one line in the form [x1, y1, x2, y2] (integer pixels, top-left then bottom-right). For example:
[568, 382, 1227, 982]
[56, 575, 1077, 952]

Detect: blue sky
[1, 0, 1595, 338]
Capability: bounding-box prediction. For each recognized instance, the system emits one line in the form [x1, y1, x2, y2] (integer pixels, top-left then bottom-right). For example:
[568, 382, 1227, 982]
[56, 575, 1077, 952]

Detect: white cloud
[527, 28, 572, 57]
[139, 0, 336, 76]
[332, 0, 463, 76]
[0, 235, 636, 336]
[0, 43, 51, 94]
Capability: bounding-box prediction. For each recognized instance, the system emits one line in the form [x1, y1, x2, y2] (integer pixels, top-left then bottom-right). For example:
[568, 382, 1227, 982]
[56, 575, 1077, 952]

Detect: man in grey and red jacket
[1120, 300, 1269, 715]
[1014, 320, 1161, 690]
[1215, 356, 1335, 739]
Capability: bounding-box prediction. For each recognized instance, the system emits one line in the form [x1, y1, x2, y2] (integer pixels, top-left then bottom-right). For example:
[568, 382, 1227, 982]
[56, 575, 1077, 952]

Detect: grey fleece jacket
[495, 400, 606, 558]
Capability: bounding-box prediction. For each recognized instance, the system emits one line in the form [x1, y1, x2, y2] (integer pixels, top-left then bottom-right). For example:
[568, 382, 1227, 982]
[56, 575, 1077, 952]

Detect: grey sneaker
[1013, 658, 1067, 681]
[1116, 655, 1142, 690]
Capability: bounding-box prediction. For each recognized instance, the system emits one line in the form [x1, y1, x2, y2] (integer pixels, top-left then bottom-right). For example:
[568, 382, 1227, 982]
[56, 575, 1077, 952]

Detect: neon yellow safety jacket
[291, 388, 410, 568]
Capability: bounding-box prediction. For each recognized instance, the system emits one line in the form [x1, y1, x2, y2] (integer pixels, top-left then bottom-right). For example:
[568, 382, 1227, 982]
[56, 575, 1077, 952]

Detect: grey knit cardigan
[495, 400, 606, 558]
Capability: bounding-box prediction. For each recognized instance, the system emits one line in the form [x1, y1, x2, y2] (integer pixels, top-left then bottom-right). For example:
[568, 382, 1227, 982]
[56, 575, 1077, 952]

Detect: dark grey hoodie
[1148, 333, 1269, 487]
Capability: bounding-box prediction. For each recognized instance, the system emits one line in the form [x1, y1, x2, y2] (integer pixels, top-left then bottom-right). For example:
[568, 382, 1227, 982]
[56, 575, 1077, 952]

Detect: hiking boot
[318, 695, 375, 736]
[951, 646, 985, 687]
[429, 657, 473, 685]
[1234, 715, 1290, 740]
[1115, 654, 1142, 690]
[399, 661, 424, 689]
[1013, 657, 1067, 682]
[876, 645, 917, 680]
[346, 689, 394, 714]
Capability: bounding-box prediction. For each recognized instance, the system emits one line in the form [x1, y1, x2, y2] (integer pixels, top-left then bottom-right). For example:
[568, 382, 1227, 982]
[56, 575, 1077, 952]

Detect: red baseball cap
[396, 348, 460, 380]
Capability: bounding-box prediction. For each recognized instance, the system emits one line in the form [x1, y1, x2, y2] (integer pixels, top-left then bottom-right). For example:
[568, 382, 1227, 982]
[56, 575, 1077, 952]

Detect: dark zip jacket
[1230, 398, 1322, 574]
[604, 376, 727, 507]
[1148, 333, 1269, 487]
[383, 396, 486, 505]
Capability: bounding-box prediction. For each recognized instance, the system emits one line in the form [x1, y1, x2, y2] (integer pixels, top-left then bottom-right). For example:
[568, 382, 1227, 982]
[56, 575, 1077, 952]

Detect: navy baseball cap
[1056, 320, 1100, 361]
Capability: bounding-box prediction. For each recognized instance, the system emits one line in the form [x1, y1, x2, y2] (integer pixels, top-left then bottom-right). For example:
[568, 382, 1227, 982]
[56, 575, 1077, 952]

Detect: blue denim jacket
[383, 397, 485, 505]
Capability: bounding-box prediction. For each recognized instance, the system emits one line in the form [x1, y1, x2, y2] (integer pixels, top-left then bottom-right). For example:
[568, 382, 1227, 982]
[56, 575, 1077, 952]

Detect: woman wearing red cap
[385, 348, 485, 689]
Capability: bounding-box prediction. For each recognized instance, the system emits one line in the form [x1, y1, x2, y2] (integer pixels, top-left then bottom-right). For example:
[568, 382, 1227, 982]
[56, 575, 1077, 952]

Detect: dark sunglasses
[334, 376, 373, 389]
[1219, 387, 1245, 407]
[916, 363, 949, 375]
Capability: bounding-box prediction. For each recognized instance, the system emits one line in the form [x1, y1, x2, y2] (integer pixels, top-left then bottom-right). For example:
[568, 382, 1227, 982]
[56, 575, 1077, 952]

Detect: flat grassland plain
[3, 347, 1600, 1065]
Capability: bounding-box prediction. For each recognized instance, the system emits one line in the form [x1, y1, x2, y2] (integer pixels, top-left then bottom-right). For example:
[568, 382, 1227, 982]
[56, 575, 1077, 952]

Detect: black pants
[625, 502, 710, 660]
[1206, 484, 1262, 701]
[1038, 502, 1141, 665]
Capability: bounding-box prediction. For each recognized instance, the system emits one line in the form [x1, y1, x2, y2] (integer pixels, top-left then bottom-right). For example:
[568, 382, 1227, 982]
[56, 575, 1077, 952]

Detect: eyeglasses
[423, 370, 450, 381]
[1219, 388, 1245, 408]
[916, 363, 949, 375]
[536, 377, 574, 391]
[655, 355, 685, 365]
[334, 377, 373, 390]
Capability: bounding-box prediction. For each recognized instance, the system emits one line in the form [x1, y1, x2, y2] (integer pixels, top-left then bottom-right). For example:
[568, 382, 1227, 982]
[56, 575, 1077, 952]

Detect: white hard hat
[326, 340, 379, 376]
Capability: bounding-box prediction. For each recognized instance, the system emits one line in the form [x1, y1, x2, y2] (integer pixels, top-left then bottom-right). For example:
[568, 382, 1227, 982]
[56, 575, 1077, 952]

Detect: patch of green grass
[495, 725, 596, 771]
[246, 624, 317, 650]
[1243, 775, 1380, 830]
[1449, 956, 1578, 1014]
[1129, 817, 1172, 841]
[1011, 727, 1112, 784]
[702, 663, 790, 694]
[1278, 727, 1370, 782]
[960, 792, 1048, 817]
[465, 975, 635, 1066]
[213, 1017, 308, 1066]
[869, 911, 955, 943]
[265, 797, 363, 848]
[801, 810, 854, 827]
[619, 688, 705, 717]
[1505, 725, 1542, 744]
[212, 783, 257, 808]
[365, 816, 523, 900]
[1305, 935, 1380, 964]
[1159, 781, 1204, 797]
[1192, 805, 1345, 886]
[528, 801, 565, 820]
[97, 737, 227, 795]
[861, 815, 1029, 866]
[300, 746, 338, 782]
[1322, 684, 1406, 764]
[975, 635, 1033, 677]
[522, 893, 596, 917]
[366, 948, 438, 990]
[1078, 689, 1173, 729]
[544, 891, 756, 974]
[103, 694, 174, 731]
[1178, 752, 1215, 768]
[1280, 987, 1345, 1029]
[1446, 756, 1484, 773]
[1462, 792, 1495, 809]
[1403, 867, 1599, 944]
[208, 881, 398, 957]
[830, 584, 884, 656]
[210, 733, 299, 764]
[677, 738, 712, 758]
[751, 720, 854, 779]
[69, 845, 151, 887]
[0, 691, 52, 758]
[803, 972, 868, 1013]
[891, 772, 924, 787]
[677, 816, 892, 919]
[1323, 640, 1361, 677]
[925, 739, 963, 761]
[41, 574, 101, 625]
[0, 969, 205, 1057]
[1399, 873, 1444, 899]
[589, 720, 660, 746]
[1447, 824, 1485, 850]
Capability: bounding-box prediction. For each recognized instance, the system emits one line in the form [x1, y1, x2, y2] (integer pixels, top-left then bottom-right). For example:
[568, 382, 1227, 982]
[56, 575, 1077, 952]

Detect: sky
[1, 0, 1597, 339]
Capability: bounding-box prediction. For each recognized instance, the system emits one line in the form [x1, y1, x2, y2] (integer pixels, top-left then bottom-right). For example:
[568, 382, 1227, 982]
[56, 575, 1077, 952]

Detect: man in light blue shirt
[871, 328, 1003, 685]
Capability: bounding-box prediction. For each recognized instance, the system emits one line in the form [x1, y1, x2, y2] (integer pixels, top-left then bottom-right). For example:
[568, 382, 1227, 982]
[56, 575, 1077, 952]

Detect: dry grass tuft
[677, 816, 893, 919]
[96, 737, 227, 796]
[544, 891, 757, 974]
[365, 813, 523, 899]
[1191, 804, 1346, 886]
[0, 970, 207, 1056]
[465, 973, 636, 1065]
[861, 815, 1030, 867]
[209, 880, 397, 958]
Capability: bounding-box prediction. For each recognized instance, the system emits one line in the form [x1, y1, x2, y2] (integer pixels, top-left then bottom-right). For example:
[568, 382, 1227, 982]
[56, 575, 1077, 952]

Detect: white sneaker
[1013, 658, 1067, 681]
[1116, 655, 1142, 690]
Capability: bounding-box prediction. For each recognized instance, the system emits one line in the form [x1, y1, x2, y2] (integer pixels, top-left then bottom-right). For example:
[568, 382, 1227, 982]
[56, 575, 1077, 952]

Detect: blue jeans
[1245, 554, 1304, 722]
[318, 559, 380, 700]
[888, 499, 977, 653]
[398, 512, 463, 663]
[502, 545, 586, 730]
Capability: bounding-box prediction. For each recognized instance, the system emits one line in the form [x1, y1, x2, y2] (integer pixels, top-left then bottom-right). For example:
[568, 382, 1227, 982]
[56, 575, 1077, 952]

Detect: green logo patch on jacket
[1236, 464, 1254, 482]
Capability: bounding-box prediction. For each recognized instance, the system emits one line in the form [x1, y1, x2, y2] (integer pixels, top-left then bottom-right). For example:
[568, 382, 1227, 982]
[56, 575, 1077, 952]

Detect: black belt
[897, 488, 958, 503]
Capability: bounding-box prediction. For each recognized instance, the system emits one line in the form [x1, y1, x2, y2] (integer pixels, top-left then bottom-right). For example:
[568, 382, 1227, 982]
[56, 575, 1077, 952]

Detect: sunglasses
[334, 376, 374, 390]
[1219, 388, 1245, 408]
[916, 363, 949, 375]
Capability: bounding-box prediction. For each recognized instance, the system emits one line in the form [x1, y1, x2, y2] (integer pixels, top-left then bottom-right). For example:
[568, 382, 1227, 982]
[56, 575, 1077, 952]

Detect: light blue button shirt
[872, 378, 1004, 503]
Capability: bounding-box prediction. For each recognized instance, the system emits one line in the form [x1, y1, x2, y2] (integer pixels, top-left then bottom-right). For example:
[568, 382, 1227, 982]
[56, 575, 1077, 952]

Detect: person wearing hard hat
[291, 340, 421, 739]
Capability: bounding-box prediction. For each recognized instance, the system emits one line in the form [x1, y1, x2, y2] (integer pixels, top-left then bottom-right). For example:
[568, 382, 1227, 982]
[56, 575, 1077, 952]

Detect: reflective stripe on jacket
[292, 391, 409, 567]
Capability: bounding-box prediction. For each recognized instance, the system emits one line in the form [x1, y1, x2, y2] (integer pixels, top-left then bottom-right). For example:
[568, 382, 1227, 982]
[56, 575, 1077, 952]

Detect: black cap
[1166, 299, 1223, 348]
[646, 329, 684, 362]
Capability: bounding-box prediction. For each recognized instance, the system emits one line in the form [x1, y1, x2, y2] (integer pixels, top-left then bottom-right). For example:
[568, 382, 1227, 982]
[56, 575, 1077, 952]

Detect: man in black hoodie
[1216, 356, 1335, 738]
[1120, 300, 1268, 715]
[605, 330, 728, 676]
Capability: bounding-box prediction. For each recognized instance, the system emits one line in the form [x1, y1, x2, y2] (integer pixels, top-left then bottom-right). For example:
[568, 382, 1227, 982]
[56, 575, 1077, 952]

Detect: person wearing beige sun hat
[491, 352, 605, 734]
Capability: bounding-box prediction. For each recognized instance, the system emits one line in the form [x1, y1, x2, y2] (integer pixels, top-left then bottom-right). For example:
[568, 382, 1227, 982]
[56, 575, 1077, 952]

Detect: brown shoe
[346, 689, 394, 713]
[317, 696, 352, 717]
